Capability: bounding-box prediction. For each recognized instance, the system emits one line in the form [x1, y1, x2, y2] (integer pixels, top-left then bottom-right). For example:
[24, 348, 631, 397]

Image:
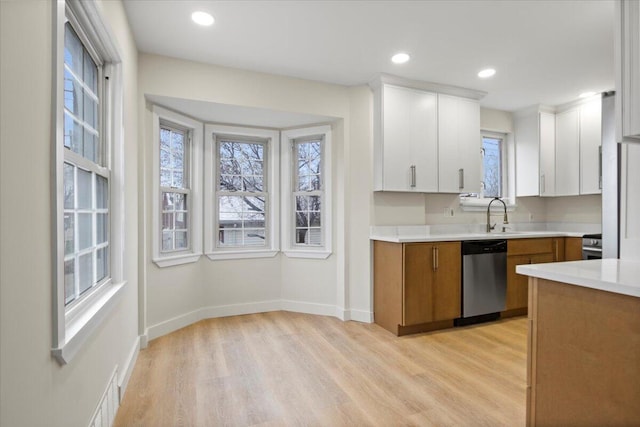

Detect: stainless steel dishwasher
[456, 240, 507, 326]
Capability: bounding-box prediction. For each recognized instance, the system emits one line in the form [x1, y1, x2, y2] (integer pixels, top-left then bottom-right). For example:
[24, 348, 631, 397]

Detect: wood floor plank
[115, 312, 527, 427]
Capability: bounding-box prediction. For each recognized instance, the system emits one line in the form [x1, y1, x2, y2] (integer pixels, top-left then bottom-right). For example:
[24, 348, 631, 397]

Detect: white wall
[138, 53, 374, 338]
[0, 1, 139, 426]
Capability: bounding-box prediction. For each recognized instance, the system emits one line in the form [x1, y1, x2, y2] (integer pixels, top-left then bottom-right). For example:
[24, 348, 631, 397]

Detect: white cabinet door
[376, 85, 438, 192]
[539, 112, 556, 197]
[438, 94, 481, 193]
[515, 111, 541, 197]
[555, 109, 580, 196]
[580, 98, 602, 194]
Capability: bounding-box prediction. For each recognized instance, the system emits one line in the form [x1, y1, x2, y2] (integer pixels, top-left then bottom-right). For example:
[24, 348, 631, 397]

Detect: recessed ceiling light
[192, 11, 214, 26]
[391, 53, 410, 64]
[478, 68, 496, 78]
[579, 91, 597, 98]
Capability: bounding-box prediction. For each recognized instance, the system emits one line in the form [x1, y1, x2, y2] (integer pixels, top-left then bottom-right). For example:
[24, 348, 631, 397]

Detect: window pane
[174, 193, 186, 211]
[175, 231, 188, 249]
[84, 128, 96, 163]
[64, 69, 83, 116]
[77, 168, 92, 209]
[162, 231, 174, 251]
[297, 175, 312, 192]
[218, 229, 242, 247]
[64, 23, 83, 77]
[78, 213, 92, 250]
[310, 211, 321, 227]
[244, 176, 263, 192]
[296, 212, 308, 227]
[244, 229, 265, 246]
[220, 159, 241, 175]
[84, 92, 98, 129]
[96, 175, 108, 209]
[482, 137, 502, 198]
[296, 228, 309, 244]
[97, 213, 107, 244]
[175, 212, 187, 229]
[172, 171, 184, 188]
[160, 128, 171, 151]
[162, 192, 175, 211]
[162, 213, 174, 230]
[78, 252, 93, 294]
[64, 259, 75, 305]
[308, 228, 322, 246]
[64, 163, 75, 209]
[219, 175, 241, 192]
[64, 214, 74, 255]
[96, 247, 108, 283]
[83, 52, 98, 95]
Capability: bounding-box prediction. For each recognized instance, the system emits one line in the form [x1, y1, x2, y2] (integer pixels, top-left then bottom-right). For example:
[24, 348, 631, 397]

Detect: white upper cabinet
[373, 84, 438, 192]
[438, 94, 481, 193]
[554, 108, 580, 196]
[615, 0, 640, 143]
[514, 108, 555, 197]
[371, 75, 485, 194]
[579, 97, 603, 194]
[539, 112, 557, 197]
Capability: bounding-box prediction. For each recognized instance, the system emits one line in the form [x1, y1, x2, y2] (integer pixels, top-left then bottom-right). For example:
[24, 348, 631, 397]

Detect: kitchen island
[517, 259, 640, 427]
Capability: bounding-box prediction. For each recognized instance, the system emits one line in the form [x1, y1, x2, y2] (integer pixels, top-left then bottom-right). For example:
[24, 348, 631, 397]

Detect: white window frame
[460, 130, 516, 211]
[204, 124, 280, 260]
[151, 106, 203, 267]
[281, 125, 332, 259]
[52, 0, 125, 364]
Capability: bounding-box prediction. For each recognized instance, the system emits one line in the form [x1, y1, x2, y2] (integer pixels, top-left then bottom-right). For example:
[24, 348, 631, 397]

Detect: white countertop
[517, 259, 640, 298]
[370, 230, 587, 243]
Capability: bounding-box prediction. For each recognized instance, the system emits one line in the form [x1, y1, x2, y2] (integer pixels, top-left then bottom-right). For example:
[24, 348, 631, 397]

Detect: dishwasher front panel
[462, 252, 507, 318]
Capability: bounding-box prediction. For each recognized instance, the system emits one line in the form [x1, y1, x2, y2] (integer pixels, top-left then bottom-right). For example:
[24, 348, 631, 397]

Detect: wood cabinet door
[552, 238, 565, 262]
[432, 242, 461, 321]
[507, 254, 531, 310]
[403, 243, 433, 325]
[564, 237, 583, 261]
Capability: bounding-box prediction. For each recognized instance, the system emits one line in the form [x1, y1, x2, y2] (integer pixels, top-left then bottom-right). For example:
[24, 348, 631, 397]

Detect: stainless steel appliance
[457, 240, 507, 326]
[582, 233, 603, 260]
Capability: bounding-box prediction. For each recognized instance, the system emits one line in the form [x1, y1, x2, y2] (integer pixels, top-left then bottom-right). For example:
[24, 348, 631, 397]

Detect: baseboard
[281, 299, 340, 318]
[347, 309, 374, 323]
[118, 336, 140, 402]
[199, 300, 281, 319]
[147, 308, 202, 341]
[147, 300, 372, 341]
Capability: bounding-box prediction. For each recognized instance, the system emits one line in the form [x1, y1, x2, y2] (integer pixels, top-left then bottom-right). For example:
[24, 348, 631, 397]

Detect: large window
[160, 124, 190, 252]
[152, 106, 202, 267]
[63, 22, 109, 306]
[53, 0, 125, 364]
[205, 125, 279, 259]
[281, 126, 332, 258]
[482, 134, 503, 198]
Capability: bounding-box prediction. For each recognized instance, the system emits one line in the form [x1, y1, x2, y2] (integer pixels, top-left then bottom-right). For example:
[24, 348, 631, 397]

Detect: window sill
[459, 197, 517, 212]
[206, 250, 279, 261]
[283, 250, 332, 259]
[52, 281, 126, 365]
[153, 252, 202, 268]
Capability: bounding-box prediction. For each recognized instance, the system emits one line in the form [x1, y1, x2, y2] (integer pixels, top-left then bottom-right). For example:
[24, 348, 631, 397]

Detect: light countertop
[517, 259, 640, 298]
[370, 230, 587, 243]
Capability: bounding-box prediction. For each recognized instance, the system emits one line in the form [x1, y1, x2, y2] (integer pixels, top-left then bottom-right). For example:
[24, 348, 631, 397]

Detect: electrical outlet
[529, 213, 534, 222]
[443, 207, 454, 217]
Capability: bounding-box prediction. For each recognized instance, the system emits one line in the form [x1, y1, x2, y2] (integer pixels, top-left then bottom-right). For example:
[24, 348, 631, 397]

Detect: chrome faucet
[486, 197, 509, 232]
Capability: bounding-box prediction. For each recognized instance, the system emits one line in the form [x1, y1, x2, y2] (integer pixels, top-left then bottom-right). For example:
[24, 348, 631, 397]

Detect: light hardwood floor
[115, 312, 527, 427]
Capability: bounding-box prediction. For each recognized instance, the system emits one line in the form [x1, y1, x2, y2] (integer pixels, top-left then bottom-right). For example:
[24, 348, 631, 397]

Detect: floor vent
[89, 368, 119, 427]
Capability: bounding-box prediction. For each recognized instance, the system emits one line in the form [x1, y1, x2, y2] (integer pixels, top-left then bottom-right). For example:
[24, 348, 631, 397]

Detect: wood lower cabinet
[527, 277, 640, 426]
[564, 236, 583, 261]
[374, 241, 461, 335]
[505, 238, 557, 315]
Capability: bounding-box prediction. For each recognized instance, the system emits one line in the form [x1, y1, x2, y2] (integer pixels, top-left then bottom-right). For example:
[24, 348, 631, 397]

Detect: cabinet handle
[432, 246, 439, 271]
[598, 145, 603, 190]
[540, 174, 546, 195]
[410, 165, 416, 188]
[458, 168, 464, 190]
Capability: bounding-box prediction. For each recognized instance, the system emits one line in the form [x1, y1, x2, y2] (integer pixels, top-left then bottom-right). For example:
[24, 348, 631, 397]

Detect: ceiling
[124, 0, 615, 112]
